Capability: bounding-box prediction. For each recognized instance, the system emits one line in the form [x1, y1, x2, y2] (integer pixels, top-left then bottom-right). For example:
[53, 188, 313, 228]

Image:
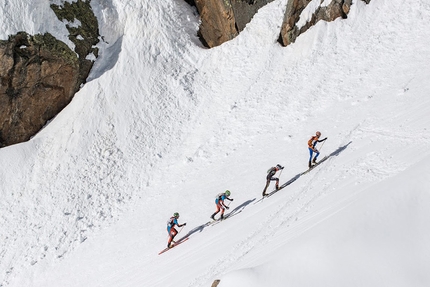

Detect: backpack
[167, 217, 175, 227]
[216, 193, 224, 200]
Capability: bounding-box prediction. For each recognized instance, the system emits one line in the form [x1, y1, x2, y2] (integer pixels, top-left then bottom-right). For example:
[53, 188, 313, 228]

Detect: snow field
[0, 0, 430, 286]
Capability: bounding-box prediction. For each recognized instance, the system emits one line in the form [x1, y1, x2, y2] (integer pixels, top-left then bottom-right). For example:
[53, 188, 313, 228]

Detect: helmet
[316, 131, 321, 137]
[173, 212, 179, 218]
[276, 164, 283, 170]
[225, 190, 231, 196]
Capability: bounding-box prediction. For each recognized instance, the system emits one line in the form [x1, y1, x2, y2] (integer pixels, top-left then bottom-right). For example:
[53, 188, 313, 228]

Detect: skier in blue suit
[211, 190, 233, 220]
[167, 212, 186, 248]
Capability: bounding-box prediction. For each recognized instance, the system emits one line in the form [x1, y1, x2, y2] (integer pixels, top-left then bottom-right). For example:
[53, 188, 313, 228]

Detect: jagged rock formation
[193, 0, 238, 48]
[193, 0, 273, 48]
[0, 32, 80, 147]
[188, 0, 371, 48]
[0, 0, 99, 147]
[50, 0, 99, 85]
[279, 0, 371, 46]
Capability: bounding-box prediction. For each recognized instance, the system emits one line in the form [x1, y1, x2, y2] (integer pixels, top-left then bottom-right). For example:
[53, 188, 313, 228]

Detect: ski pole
[318, 139, 326, 154]
[177, 225, 184, 235]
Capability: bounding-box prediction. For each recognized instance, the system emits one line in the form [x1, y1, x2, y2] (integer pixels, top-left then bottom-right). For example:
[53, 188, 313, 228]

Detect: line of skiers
[165, 190, 233, 248]
[166, 131, 327, 248]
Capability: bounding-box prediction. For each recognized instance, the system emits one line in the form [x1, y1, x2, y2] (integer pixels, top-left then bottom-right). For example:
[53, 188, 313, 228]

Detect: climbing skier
[262, 164, 284, 196]
[210, 190, 234, 220]
[166, 212, 186, 248]
[308, 131, 327, 168]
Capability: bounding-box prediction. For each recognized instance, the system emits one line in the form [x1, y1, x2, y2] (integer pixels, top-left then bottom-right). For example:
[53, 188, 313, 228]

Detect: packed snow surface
[1, 0, 429, 286]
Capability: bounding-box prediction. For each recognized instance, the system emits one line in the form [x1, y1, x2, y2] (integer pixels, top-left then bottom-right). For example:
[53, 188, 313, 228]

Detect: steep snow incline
[1, 0, 430, 286]
[1, 0, 202, 284]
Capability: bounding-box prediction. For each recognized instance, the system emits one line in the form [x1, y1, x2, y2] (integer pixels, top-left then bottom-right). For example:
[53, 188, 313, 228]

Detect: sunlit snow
[1, 0, 429, 286]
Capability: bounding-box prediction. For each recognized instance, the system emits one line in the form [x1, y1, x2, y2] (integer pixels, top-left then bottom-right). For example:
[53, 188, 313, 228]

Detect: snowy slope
[1, 0, 430, 286]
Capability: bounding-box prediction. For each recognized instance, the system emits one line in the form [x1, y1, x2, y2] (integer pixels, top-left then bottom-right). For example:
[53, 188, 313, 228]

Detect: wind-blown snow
[1, 0, 429, 286]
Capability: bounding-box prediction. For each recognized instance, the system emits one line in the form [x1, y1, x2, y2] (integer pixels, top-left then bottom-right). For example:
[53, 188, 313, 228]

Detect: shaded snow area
[1, 0, 430, 286]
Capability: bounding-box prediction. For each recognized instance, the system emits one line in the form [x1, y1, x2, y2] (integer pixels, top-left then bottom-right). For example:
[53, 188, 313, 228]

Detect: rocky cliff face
[188, 0, 371, 48]
[193, 0, 273, 48]
[0, 32, 80, 147]
[0, 0, 99, 147]
[50, 0, 99, 85]
[279, 0, 354, 46]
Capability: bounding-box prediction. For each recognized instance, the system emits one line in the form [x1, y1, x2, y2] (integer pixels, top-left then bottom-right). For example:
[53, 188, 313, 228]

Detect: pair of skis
[206, 213, 231, 226]
[301, 155, 329, 175]
[158, 237, 189, 255]
[158, 215, 230, 255]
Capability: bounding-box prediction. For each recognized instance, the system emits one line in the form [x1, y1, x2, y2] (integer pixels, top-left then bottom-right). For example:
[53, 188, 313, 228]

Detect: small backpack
[166, 217, 175, 227]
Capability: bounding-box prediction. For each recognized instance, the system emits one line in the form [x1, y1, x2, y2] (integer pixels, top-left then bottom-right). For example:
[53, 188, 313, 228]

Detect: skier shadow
[257, 173, 302, 200]
[177, 198, 256, 241]
[328, 141, 352, 157]
[279, 173, 302, 190]
[298, 141, 352, 175]
[225, 198, 256, 219]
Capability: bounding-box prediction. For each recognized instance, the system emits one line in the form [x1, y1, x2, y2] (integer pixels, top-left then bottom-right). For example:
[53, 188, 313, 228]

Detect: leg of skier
[308, 148, 314, 168]
[262, 179, 270, 196]
[313, 149, 320, 163]
[167, 227, 178, 248]
[211, 203, 222, 220]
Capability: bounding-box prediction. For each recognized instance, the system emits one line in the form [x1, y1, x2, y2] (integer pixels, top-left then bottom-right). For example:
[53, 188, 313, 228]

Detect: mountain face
[0, 32, 81, 147]
[0, 0, 370, 147]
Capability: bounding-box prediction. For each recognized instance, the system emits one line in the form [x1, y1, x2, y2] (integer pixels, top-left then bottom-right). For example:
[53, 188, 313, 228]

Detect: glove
[231, 198, 234, 201]
[183, 223, 187, 226]
[225, 206, 229, 210]
[323, 137, 327, 141]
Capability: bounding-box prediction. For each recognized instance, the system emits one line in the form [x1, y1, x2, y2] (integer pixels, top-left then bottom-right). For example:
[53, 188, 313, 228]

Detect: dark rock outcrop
[194, 0, 238, 48]
[0, 0, 99, 147]
[50, 0, 100, 85]
[279, 0, 371, 46]
[194, 0, 273, 48]
[232, 0, 275, 32]
[0, 32, 80, 146]
[189, 0, 371, 48]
